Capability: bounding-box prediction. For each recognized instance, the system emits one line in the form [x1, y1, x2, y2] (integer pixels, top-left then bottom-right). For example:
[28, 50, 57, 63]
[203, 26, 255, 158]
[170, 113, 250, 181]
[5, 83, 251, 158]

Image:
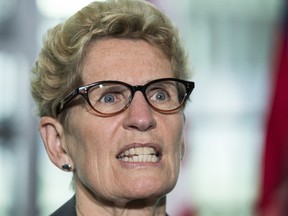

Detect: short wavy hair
[31, 0, 189, 121]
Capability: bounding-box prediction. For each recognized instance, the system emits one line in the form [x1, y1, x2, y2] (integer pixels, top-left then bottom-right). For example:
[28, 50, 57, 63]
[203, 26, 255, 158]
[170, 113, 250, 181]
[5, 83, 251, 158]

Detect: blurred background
[0, 0, 287, 215]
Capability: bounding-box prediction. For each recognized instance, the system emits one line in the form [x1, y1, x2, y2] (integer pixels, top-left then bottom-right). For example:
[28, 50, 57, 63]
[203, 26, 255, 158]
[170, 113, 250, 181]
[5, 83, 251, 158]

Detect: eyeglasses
[56, 78, 195, 116]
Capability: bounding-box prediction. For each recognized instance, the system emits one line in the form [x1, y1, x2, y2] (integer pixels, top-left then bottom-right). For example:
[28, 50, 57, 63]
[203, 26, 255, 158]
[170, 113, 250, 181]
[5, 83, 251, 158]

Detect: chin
[123, 178, 177, 199]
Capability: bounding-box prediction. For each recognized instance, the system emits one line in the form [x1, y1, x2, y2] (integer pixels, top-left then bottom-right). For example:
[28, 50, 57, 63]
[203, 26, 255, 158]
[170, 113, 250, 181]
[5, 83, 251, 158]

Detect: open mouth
[116, 146, 161, 162]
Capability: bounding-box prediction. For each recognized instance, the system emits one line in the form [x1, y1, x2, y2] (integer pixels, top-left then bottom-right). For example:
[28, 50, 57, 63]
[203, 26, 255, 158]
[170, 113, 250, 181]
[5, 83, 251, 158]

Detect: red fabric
[179, 207, 198, 216]
[256, 2, 288, 215]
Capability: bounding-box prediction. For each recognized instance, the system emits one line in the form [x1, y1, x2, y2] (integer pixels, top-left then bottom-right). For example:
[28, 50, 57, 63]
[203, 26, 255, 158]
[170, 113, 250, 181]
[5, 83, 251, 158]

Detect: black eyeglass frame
[56, 78, 195, 116]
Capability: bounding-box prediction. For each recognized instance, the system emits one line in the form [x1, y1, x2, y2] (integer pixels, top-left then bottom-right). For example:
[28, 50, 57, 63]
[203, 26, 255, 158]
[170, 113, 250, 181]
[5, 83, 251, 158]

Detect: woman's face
[65, 38, 185, 204]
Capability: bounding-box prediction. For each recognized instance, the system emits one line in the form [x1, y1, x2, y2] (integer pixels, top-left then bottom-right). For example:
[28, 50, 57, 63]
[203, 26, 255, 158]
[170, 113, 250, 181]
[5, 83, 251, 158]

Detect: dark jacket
[50, 196, 76, 216]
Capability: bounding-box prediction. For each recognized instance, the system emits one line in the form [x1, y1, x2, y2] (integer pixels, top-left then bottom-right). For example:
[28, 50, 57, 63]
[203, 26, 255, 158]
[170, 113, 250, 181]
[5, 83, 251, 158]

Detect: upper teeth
[117, 147, 159, 162]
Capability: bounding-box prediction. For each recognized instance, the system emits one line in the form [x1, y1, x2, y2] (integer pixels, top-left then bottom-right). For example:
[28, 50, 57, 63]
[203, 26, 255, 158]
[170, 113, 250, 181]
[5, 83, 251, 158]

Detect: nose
[122, 91, 156, 131]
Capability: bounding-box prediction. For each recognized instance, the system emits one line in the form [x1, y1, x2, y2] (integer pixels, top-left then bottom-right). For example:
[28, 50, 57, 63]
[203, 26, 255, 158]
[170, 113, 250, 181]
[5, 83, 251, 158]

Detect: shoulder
[49, 195, 76, 216]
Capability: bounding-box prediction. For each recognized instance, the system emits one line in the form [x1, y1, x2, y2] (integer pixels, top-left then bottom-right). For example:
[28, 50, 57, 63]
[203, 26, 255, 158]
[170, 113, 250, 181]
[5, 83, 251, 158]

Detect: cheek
[66, 126, 110, 192]
[173, 117, 186, 166]
[169, 115, 185, 153]
[163, 114, 185, 172]
[65, 117, 103, 168]
[67, 117, 117, 179]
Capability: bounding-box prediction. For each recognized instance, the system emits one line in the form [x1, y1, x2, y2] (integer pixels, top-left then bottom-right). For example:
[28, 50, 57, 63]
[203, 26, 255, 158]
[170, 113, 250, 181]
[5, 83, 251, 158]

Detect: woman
[30, 0, 194, 215]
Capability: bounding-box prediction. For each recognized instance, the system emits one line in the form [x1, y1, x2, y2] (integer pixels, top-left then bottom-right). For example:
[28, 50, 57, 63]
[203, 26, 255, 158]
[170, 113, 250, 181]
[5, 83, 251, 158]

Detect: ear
[39, 116, 73, 171]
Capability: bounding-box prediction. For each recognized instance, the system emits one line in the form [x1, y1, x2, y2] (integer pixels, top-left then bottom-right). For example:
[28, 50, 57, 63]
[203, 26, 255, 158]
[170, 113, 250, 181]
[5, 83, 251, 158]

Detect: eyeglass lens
[86, 80, 187, 114]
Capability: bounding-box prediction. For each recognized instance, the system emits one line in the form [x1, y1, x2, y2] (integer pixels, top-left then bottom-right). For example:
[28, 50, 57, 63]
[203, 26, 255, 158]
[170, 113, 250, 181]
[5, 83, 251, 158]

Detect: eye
[101, 93, 116, 103]
[99, 91, 126, 104]
[90, 84, 129, 105]
[150, 90, 169, 102]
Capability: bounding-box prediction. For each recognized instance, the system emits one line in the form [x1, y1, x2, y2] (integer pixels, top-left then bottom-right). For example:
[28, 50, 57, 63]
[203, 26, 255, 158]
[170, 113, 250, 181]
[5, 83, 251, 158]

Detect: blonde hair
[31, 0, 189, 120]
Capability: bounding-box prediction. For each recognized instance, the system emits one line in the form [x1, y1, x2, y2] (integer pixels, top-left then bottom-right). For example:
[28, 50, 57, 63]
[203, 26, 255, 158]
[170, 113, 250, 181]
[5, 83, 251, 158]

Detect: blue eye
[151, 90, 169, 102]
[101, 93, 116, 103]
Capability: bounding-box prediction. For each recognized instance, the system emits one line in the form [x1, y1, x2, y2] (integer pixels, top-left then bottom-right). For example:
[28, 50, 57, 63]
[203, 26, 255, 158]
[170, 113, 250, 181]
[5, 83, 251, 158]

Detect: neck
[75, 184, 167, 216]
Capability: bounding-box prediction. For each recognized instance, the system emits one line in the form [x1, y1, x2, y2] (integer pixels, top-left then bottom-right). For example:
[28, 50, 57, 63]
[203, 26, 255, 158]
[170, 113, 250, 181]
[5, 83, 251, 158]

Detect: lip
[116, 143, 162, 165]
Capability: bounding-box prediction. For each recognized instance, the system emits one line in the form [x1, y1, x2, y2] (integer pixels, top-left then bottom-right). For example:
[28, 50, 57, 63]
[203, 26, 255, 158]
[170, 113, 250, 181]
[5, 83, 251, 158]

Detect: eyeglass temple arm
[56, 89, 80, 114]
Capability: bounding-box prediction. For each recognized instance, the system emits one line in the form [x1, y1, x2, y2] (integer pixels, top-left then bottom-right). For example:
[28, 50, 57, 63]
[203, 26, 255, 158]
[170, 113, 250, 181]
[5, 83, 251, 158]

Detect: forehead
[81, 38, 173, 85]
